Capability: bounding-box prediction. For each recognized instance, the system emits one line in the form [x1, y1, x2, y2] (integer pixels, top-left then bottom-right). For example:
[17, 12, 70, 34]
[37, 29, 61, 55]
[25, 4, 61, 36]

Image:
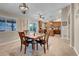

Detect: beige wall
[74, 15, 79, 54]
[16, 17, 28, 31]
[74, 4, 79, 54]
[63, 3, 79, 55]
[61, 5, 70, 40]
[61, 4, 79, 55]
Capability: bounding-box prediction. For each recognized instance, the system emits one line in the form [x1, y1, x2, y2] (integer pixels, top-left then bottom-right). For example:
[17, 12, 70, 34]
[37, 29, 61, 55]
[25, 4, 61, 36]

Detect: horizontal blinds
[7, 20, 16, 23]
[0, 20, 5, 22]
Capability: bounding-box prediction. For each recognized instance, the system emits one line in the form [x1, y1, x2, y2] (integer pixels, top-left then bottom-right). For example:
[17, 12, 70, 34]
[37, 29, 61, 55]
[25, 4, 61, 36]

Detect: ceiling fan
[19, 3, 29, 14]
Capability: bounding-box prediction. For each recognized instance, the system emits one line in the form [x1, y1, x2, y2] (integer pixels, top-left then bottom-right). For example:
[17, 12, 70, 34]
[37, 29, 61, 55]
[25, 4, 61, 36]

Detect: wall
[61, 3, 79, 55]
[61, 5, 70, 40]
[74, 4, 79, 55]
[74, 15, 79, 54]
[16, 17, 28, 31]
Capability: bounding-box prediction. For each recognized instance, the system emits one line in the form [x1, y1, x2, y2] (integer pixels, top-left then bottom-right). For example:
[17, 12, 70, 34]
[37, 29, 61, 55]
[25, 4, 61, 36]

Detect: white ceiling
[0, 3, 70, 20]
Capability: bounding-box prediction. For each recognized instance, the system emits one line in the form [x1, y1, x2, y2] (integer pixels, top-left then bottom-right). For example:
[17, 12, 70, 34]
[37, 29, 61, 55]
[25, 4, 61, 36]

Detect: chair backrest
[39, 28, 44, 33]
[43, 29, 47, 34]
[24, 30, 28, 35]
[18, 32, 26, 43]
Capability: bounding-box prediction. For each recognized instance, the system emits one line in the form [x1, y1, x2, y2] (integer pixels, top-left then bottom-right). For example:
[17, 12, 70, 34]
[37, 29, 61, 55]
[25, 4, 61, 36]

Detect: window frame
[0, 16, 16, 32]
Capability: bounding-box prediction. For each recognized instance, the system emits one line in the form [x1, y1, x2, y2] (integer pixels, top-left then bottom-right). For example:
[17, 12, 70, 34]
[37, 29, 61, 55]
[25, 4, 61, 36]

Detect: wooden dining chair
[18, 32, 32, 54]
[24, 30, 28, 35]
[36, 31, 50, 53]
[39, 28, 44, 33]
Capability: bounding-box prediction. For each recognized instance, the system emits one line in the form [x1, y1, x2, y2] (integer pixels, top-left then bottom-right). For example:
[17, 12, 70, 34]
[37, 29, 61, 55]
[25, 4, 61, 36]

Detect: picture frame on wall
[62, 21, 67, 26]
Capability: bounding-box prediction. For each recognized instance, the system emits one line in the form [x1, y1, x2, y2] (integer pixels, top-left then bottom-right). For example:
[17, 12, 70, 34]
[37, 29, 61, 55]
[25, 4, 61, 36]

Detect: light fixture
[19, 3, 29, 14]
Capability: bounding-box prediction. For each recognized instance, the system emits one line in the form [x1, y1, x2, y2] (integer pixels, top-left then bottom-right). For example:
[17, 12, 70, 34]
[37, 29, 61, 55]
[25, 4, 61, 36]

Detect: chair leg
[43, 44, 46, 53]
[24, 46, 26, 54]
[47, 42, 49, 50]
[36, 43, 38, 50]
[20, 44, 22, 52]
[32, 42, 35, 55]
[40, 43, 42, 47]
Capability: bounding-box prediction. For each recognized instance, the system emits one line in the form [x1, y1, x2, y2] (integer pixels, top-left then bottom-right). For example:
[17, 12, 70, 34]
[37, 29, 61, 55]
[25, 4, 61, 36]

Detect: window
[0, 16, 16, 32]
[6, 20, 16, 31]
[28, 23, 37, 32]
[0, 20, 5, 31]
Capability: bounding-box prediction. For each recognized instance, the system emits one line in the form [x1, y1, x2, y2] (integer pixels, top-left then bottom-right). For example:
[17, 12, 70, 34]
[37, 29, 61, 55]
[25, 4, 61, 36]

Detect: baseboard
[0, 39, 19, 46]
[74, 48, 79, 56]
[70, 45, 79, 56]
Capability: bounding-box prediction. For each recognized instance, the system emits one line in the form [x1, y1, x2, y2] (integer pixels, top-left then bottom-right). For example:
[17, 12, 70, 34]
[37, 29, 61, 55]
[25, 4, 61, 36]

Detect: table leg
[32, 40, 35, 55]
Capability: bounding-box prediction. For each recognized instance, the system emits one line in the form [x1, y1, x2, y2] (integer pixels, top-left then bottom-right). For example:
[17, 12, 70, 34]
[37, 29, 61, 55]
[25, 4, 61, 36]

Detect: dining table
[25, 33, 45, 54]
